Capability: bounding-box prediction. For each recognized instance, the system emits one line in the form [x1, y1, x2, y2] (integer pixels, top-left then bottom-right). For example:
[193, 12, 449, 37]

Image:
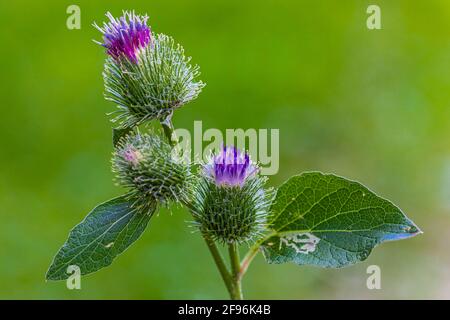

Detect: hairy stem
[203, 236, 234, 298]
[228, 243, 243, 300]
[163, 117, 246, 299]
[164, 118, 238, 298]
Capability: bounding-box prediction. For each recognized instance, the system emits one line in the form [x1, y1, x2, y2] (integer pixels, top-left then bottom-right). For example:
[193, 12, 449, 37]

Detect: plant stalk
[203, 236, 235, 298]
[238, 244, 260, 281]
[228, 243, 243, 300]
[162, 116, 259, 299]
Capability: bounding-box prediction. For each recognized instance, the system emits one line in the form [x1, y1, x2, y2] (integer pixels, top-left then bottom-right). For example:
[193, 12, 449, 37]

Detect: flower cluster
[96, 12, 270, 242]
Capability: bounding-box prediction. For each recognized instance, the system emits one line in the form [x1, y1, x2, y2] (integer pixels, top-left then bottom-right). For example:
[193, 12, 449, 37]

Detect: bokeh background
[0, 0, 448, 299]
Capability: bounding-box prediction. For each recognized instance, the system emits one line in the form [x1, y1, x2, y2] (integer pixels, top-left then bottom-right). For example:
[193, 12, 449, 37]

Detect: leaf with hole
[261, 172, 421, 268]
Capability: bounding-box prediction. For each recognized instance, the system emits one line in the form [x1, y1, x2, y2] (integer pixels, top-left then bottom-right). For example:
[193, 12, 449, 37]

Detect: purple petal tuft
[94, 11, 151, 63]
[205, 146, 258, 187]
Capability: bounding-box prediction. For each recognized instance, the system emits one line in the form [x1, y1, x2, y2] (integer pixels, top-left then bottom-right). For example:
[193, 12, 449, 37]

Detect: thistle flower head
[113, 132, 194, 211]
[100, 25, 205, 127]
[94, 11, 151, 63]
[204, 146, 258, 187]
[190, 146, 272, 244]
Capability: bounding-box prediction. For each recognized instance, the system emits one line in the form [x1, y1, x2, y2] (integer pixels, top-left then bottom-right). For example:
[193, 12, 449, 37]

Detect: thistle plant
[46, 11, 422, 299]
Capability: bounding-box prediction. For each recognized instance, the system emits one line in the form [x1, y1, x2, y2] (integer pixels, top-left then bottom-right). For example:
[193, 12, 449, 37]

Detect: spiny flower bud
[113, 132, 194, 212]
[95, 11, 205, 128]
[190, 146, 272, 244]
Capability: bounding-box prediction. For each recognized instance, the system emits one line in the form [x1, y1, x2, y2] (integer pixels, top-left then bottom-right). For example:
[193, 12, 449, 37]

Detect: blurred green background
[0, 0, 448, 299]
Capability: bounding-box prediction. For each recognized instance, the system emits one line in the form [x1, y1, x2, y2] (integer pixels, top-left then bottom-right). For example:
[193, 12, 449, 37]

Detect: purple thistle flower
[94, 11, 151, 63]
[204, 146, 258, 187]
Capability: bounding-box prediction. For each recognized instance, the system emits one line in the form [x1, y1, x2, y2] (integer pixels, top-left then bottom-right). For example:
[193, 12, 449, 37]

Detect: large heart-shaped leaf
[261, 172, 421, 268]
[46, 195, 155, 280]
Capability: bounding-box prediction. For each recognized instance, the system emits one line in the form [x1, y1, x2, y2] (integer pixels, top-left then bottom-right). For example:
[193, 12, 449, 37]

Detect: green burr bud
[190, 146, 273, 244]
[112, 132, 194, 212]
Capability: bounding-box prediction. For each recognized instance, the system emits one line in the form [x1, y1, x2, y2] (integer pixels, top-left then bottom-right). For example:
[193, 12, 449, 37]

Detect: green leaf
[261, 172, 421, 268]
[46, 195, 155, 280]
[113, 127, 133, 147]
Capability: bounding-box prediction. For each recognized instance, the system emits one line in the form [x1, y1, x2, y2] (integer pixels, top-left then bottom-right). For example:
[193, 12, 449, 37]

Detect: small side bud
[112, 132, 194, 212]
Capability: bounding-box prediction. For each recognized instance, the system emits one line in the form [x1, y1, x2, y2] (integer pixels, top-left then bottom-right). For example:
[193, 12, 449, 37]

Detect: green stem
[238, 244, 260, 281]
[203, 236, 234, 298]
[160, 112, 178, 147]
[162, 116, 257, 300]
[228, 243, 243, 300]
[164, 117, 240, 298]
[237, 234, 272, 281]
